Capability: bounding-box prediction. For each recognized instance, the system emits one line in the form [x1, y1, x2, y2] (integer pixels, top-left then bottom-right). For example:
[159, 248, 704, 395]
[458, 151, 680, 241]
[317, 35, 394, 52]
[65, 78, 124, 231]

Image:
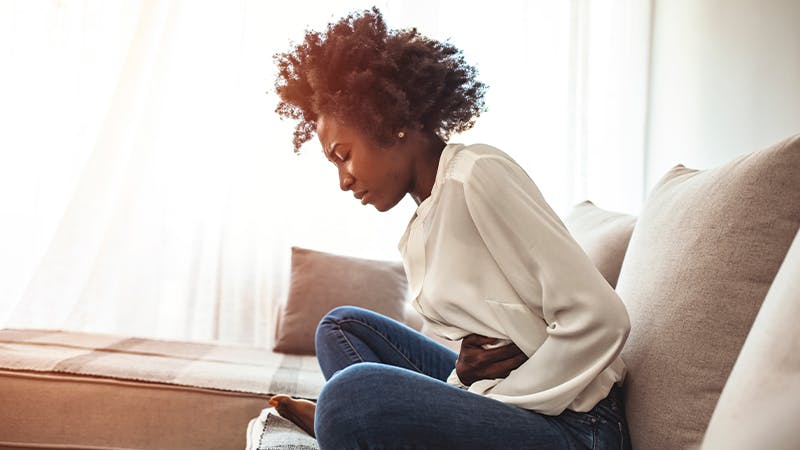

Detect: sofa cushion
[563, 200, 637, 288]
[273, 247, 410, 355]
[614, 134, 800, 449]
[701, 228, 800, 450]
[0, 328, 325, 450]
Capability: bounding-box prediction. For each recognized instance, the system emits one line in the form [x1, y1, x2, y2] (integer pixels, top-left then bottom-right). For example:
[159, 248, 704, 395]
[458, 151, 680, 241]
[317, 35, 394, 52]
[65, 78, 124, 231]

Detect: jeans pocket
[558, 409, 598, 449]
[593, 418, 629, 450]
[592, 402, 630, 450]
[592, 387, 627, 424]
[565, 409, 599, 426]
[594, 399, 622, 424]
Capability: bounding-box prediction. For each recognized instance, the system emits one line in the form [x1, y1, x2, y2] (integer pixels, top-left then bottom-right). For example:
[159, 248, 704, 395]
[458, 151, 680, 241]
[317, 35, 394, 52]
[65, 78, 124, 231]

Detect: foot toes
[269, 394, 291, 407]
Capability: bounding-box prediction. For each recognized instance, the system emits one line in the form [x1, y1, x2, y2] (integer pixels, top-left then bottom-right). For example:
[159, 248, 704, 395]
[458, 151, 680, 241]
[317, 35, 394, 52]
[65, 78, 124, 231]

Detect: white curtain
[0, 0, 651, 347]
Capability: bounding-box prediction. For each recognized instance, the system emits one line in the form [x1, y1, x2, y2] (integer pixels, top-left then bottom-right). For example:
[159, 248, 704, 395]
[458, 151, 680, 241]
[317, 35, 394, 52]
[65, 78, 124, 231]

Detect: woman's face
[316, 115, 413, 212]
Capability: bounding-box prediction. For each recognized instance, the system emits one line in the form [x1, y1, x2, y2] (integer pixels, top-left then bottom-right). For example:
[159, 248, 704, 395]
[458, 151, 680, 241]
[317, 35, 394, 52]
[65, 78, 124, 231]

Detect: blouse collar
[397, 142, 465, 253]
[413, 143, 464, 221]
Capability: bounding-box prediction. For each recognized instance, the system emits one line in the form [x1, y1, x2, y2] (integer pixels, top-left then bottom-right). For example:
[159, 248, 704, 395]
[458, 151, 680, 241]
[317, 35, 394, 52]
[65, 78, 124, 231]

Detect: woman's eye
[334, 152, 346, 161]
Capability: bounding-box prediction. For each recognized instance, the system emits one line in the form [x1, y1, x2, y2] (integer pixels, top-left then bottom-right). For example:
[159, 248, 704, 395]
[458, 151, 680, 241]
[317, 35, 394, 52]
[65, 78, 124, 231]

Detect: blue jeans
[313, 306, 632, 450]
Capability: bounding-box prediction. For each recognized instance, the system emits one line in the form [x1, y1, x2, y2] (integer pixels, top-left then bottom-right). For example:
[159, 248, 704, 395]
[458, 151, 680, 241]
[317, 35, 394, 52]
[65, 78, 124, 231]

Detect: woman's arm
[462, 155, 630, 415]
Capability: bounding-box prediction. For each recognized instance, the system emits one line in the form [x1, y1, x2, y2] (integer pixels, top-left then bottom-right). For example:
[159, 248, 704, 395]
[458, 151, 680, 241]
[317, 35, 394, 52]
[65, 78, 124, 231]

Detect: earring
[397, 131, 405, 139]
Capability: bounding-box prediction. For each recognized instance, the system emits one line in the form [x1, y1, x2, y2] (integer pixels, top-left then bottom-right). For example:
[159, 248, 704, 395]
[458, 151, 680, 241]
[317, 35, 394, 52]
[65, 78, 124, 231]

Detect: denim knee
[320, 305, 366, 324]
[314, 306, 368, 346]
[314, 363, 401, 446]
[316, 306, 355, 346]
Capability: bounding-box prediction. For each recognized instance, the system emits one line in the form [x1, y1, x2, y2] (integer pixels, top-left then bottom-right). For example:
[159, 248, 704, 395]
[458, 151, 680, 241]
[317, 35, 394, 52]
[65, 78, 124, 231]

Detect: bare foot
[269, 395, 317, 438]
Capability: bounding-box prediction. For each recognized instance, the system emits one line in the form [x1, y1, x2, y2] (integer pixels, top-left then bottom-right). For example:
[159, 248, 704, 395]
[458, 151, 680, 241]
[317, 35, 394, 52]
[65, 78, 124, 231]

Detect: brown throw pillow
[273, 247, 410, 355]
[563, 200, 637, 288]
[615, 134, 800, 450]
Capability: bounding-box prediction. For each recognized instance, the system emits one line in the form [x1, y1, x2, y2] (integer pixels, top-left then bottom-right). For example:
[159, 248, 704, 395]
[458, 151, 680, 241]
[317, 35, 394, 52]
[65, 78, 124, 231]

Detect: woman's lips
[354, 190, 369, 205]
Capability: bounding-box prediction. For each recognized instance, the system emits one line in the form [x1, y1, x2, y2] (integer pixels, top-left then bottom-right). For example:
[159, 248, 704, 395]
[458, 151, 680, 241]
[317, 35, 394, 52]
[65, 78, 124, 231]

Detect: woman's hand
[455, 334, 528, 386]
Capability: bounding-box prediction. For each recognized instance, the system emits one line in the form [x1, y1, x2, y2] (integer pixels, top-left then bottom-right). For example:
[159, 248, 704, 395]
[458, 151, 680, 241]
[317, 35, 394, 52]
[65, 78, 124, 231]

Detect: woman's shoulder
[444, 142, 524, 182]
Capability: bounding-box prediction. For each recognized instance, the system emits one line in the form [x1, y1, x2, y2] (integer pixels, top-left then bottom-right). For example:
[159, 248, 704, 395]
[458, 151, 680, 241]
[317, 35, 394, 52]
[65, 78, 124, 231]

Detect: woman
[269, 7, 632, 449]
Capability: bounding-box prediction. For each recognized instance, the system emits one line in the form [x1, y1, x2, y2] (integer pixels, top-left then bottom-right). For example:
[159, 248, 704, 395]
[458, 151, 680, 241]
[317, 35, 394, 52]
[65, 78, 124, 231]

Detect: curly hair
[273, 7, 488, 153]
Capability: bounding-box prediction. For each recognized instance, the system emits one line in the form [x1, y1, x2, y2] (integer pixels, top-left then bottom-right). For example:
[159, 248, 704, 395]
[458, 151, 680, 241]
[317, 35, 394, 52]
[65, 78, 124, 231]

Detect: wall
[645, 0, 800, 190]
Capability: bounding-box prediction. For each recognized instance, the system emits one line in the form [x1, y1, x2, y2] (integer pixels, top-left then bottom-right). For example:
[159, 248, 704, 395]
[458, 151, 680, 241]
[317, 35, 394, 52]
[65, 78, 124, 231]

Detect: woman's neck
[408, 132, 446, 206]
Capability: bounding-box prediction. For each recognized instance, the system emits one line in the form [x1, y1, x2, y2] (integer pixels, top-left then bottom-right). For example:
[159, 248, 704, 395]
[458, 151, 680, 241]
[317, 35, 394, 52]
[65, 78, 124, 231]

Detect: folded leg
[314, 362, 584, 450]
[314, 305, 458, 381]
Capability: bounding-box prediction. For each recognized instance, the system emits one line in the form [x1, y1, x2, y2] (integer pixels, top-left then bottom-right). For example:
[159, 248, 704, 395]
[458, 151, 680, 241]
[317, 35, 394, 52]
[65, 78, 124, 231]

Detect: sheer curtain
[0, 0, 651, 348]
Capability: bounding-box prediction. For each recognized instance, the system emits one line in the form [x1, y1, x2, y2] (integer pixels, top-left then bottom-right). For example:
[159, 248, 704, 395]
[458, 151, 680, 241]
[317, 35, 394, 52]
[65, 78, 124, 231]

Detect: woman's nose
[338, 167, 354, 191]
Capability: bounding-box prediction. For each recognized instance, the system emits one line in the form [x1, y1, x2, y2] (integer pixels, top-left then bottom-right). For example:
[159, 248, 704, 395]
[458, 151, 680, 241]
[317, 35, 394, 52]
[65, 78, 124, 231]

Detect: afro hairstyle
[273, 6, 488, 153]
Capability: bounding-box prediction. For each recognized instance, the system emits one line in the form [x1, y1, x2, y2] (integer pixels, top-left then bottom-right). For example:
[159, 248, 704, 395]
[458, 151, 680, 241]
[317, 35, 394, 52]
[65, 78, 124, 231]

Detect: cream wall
[645, 0, 800, 190]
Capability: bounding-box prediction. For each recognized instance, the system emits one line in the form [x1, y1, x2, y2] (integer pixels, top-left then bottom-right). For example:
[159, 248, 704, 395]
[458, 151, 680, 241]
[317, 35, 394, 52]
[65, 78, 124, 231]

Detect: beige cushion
[1, 371, 266, 450]
[273, 247, 410, 355]
[0, 329, 325, 450]
[701, 228, 800, 450]
[615, 134, 800, 450]
[563, 200, 637, 288]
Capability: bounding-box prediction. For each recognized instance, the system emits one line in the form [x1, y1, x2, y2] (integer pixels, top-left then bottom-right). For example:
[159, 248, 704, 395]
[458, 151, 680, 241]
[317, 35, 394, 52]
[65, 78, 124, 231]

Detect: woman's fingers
[462, 333, 498, 347]
[500, 343, 525, 359]
[462, 338, 525, 367]
[457, 336, 528, 384]
[484, 353, 529, 379]
[498, 359, 527, 379]
[481, 341, 524, 361]
[476, 343, 527, 377]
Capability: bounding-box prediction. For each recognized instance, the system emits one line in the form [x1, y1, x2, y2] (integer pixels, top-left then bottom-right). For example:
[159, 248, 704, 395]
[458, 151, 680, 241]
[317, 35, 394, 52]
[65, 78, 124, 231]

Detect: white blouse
[398, 143, 630, 415]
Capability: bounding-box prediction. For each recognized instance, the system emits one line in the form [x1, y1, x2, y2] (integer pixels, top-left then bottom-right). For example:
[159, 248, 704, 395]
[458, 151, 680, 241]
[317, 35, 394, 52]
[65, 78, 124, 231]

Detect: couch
[1, 134, 797, 449]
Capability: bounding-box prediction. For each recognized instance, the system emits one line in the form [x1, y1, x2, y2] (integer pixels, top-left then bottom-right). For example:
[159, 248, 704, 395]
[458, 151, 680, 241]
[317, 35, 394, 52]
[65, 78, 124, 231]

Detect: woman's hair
[273, 7, 487, 153]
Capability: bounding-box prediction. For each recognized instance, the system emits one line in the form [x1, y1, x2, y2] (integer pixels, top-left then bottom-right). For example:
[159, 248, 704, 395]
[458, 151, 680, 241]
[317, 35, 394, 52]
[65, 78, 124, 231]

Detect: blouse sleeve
[462, 155, 630, 415]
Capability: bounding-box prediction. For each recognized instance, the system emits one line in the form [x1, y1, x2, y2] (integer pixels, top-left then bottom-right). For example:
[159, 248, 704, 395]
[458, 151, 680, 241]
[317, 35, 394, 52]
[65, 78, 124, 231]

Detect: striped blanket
[0, 328, 325, 400]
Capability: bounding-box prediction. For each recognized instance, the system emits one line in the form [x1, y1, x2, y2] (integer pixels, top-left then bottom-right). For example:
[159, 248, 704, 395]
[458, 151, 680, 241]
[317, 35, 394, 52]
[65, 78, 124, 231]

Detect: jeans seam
[334, 324, 365, 363]
[335, 318, 425, 374]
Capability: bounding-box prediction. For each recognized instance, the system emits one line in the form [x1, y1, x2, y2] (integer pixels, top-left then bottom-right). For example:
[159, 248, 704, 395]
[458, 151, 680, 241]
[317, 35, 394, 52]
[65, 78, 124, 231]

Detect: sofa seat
[0, 329, 324, 450]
